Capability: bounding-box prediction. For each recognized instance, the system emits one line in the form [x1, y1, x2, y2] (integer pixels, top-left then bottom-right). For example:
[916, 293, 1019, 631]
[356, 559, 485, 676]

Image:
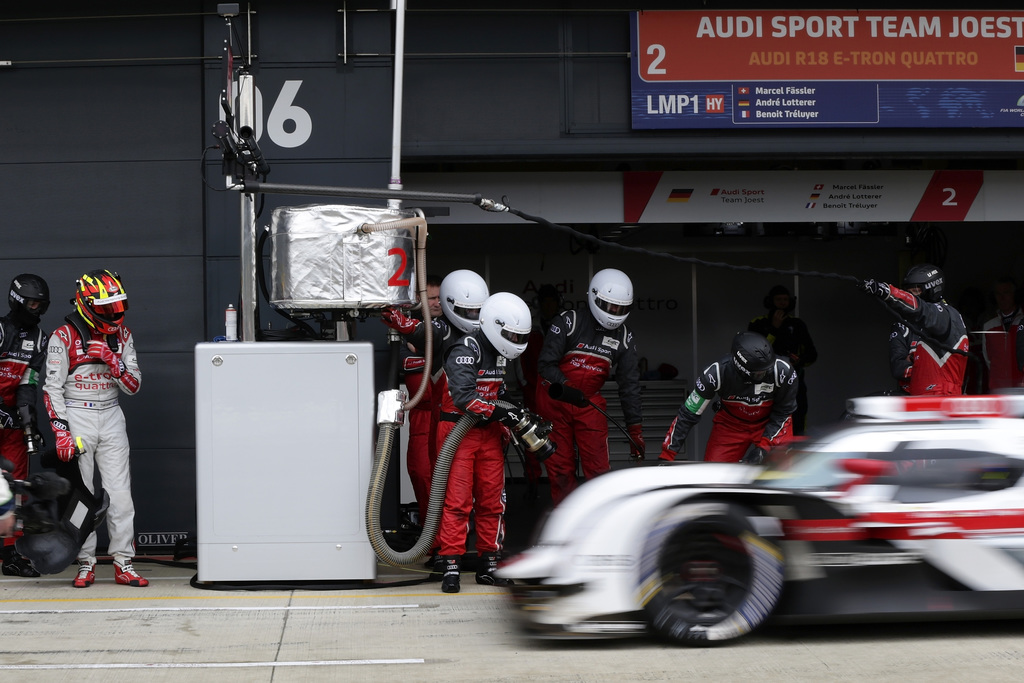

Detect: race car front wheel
[636, 501, 784, 646]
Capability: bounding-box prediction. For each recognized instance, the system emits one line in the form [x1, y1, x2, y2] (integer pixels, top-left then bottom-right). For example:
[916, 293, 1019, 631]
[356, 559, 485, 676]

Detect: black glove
[548, 383, 588, 408]
[861, 278, 891, 300]
[0, 403, 19, 430]
[740, 444, 767, 465]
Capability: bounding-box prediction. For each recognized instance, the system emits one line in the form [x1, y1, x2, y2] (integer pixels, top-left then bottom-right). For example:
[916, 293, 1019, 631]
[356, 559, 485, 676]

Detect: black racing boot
[475, 553, 514, 587]
[426, 552, 444, 582]
[440, 555, 461, 594]
[1, 547, 41, 578]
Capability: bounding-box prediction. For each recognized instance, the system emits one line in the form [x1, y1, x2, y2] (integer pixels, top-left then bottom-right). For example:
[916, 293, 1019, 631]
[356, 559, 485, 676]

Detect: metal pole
[238, 73, 258, 342]
[243, 180, 486, 205]
[388, 0, 407, 209]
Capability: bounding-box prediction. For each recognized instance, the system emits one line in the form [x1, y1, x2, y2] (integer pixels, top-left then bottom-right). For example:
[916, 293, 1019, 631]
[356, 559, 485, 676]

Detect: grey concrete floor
[2, 556, 1024, 683]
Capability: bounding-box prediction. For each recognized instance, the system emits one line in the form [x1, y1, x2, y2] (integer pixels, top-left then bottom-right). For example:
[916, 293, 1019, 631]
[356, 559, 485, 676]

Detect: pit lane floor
[3, 477, 1024, 683]
[3, 557, 1024, 683]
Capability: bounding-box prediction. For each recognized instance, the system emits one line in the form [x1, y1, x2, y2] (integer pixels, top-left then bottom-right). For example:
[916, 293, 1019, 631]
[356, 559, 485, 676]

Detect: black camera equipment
[0, 452, 108, 574]
[17, 405, 43, 455]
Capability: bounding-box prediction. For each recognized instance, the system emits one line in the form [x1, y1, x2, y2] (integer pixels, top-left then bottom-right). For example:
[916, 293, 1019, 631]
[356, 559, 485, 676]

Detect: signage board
[631, 10, 1024, 128]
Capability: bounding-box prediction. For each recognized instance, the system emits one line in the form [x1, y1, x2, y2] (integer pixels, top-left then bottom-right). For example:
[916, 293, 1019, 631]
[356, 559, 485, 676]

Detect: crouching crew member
[660, 331, 797, 465]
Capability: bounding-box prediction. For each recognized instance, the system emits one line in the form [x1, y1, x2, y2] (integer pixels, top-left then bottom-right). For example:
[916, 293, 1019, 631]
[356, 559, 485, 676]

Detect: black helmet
[732, 331, 774, 383]
[8, 273, 50, 327]
[903, 264, 944, 303]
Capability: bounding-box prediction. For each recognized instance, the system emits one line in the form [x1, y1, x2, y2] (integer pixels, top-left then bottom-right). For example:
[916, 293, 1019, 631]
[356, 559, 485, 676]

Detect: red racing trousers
[404, 370, 437, 526]
[534, 388, 609, 506]
[704, 410, 793, 463]
[0, 428, 28, 548]
[436, 420, 506, 557]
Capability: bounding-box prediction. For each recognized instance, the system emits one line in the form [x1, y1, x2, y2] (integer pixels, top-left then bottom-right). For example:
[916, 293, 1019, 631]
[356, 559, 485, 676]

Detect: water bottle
[225, 304, 238, 341]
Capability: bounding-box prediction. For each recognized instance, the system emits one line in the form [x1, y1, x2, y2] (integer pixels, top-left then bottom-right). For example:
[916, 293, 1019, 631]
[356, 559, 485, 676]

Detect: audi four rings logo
[455, 356, 474, 365]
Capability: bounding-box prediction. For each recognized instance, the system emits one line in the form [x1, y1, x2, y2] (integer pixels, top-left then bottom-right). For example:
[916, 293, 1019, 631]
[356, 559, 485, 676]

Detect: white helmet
[440, 269, 489, 334]
[588, 268, 633, 330]
[479, 292, 532, 359]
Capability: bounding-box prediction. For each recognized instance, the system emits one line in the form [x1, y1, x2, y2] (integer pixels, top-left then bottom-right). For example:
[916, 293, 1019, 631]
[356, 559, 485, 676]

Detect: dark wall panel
[2, 162, 203, 259]
[0, 66, 200, 164]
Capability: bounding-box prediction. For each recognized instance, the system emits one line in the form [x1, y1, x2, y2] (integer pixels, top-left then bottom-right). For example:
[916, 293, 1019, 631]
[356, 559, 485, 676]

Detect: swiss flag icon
[738, 86, 749, 95]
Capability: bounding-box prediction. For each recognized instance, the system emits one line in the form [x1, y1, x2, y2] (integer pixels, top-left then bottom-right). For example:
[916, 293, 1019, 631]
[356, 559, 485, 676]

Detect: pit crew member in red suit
[435, 292, 531, 594]
[43, 270, 148, 588]
[863, 264, 968, 396]
[535, 269, 643, 506]
[660, 331, 798, 465]
[0, 274, 49, 576]
[889, 321, 918, 395]
[382, 270, 489, 564]
[398, 274, 443, 527]
[517, 284, 563, 498]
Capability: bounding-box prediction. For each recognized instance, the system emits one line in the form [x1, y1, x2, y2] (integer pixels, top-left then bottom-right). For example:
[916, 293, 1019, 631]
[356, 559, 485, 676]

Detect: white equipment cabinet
[195, 342, 377, 581]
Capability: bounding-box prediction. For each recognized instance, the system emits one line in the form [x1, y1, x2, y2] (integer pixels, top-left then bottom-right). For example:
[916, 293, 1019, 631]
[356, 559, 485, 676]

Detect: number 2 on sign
[942, 188, 957, 206]
[388, 248, 410, 287]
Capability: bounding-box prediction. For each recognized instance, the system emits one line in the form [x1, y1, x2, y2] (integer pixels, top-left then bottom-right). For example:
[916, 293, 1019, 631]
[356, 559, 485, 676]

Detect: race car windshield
[757, 449, 858, 490]
[759, 445, 1024, 493]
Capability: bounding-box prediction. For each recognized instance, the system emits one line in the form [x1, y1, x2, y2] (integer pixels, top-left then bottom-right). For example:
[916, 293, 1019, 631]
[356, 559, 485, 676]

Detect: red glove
[627, 424, 645, 460]
[86, 339, 124, 378]
[380, 308, 418, 335]
[51, 419, 82, 462]
[658, 448, 677, 462]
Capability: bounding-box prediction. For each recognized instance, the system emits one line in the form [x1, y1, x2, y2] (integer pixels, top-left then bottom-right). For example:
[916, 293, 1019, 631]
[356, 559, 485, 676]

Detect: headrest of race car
[847, 394, 1024, 420]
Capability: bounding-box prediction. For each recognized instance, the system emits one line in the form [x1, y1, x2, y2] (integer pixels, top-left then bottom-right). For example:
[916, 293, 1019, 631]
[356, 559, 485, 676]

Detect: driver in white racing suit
[43, 270, 147, 588]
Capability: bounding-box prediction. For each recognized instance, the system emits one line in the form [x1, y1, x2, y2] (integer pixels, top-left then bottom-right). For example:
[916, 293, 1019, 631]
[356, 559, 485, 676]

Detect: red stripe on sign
[623, 171, 663, 223]
[910, 170, 984, 221]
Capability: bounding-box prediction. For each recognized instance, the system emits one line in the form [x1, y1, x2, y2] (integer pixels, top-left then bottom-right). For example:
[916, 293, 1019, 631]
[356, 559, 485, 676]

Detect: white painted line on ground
[0, 603, 420, 615]
[0, 659, 425, 670]
[0, 574, 195, 584]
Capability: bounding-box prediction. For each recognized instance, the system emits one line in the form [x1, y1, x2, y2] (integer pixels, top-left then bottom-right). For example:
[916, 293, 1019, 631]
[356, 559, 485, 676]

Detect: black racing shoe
[475, 553, 514, 587]
[1, 549, 41, 577]
[440, 555, 461, 594]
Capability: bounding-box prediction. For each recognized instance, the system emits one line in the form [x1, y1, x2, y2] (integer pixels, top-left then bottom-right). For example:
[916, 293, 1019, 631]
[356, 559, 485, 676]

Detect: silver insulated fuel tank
[269, 203, 418, 311]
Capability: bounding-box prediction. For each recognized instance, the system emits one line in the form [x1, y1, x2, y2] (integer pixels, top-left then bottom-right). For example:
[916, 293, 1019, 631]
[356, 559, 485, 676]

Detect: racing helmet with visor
[732, 331, 774, 383]
[479, 292, 531, 360]
[8, 273, 50, 327]
[588, 268, 633, 330]
[440, 269, 489, 334]
[902, 263, 944, 303]
[75, 269, 128, 335]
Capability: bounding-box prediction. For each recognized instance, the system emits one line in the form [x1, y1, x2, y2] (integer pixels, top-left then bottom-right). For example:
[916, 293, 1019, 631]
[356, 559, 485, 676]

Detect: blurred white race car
[498, 394, 1024, 646]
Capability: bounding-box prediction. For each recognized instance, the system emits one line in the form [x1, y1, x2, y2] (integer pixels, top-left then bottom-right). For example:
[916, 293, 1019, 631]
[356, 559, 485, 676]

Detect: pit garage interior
[2, 1, 1023, 567]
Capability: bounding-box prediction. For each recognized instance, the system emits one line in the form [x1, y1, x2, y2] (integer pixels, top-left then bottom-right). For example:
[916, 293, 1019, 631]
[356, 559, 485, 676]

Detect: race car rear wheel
[637, 501, 784, 646]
